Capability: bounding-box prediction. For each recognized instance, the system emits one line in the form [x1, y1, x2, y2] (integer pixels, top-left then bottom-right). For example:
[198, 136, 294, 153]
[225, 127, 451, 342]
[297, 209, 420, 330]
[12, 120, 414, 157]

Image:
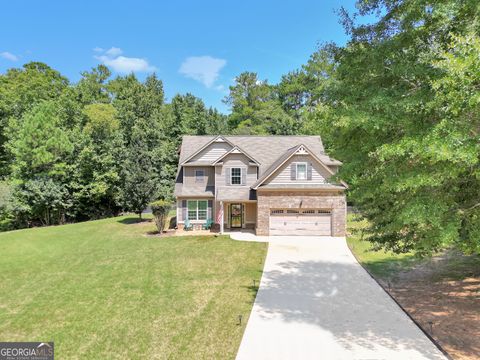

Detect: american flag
[216, 203, 223, 224]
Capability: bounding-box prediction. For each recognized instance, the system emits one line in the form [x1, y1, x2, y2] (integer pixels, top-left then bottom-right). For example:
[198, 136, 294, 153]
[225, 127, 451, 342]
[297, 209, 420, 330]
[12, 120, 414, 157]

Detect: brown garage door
[269, 209, 332, 236]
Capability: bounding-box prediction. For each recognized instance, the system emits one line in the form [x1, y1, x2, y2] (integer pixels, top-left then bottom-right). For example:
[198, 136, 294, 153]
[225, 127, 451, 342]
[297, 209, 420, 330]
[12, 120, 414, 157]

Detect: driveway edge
[346, 243, 453, 360]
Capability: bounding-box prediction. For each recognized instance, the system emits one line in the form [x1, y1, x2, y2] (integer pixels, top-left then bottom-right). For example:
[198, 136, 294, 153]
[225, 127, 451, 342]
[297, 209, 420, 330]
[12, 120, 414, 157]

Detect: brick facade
[256, 190, 347, 237]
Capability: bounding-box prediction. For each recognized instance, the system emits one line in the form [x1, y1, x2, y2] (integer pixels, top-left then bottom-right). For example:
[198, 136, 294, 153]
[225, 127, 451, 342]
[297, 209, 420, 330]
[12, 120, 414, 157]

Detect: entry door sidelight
[230, 204, 243, 228]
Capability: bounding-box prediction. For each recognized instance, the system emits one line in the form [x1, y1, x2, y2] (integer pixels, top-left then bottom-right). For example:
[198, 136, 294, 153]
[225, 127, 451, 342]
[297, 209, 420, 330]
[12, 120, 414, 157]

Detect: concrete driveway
[234, 236, 446, 360]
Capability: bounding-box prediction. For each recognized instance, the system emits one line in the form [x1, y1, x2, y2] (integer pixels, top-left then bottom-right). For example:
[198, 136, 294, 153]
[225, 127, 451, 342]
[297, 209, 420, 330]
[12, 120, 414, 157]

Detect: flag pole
[220, 201, 224, 234]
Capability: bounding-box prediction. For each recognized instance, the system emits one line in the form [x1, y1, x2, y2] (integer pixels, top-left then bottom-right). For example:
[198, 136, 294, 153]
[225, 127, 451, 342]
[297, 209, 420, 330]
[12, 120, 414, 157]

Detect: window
[317, 209, 331, 214]
[296, 163, 307, 180]
[231, 168, 242, 185]
[187, 200, 208, 220]
[195, 169, 205, 183]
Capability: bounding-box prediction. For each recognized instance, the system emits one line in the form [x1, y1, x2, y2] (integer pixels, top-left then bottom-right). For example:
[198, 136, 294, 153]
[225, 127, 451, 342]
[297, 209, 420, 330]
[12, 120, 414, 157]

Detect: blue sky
[0, 0, 361, 113]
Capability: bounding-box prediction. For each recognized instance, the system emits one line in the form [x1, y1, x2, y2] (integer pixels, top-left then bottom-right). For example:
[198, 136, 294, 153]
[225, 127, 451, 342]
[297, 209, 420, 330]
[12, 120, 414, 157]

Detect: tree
[6, 101, 73, 225]
[277, 70, 314, 120]
[75, 65, 111, 105]
[108, 73, 170, 207]
[429, 34, 480, 254]
[70, 103, 123, 219]
[312, 0, 480, 255]
[150, 200, 171, 234]
[18, 178, 71, 226]
[121, 119, 159, 218]
[7, 101, 73, 180]
[109, 73, 164, 144]
[205, 107, 229, 134]
[0, 181, 14, 230]
[0, 62, 69, 177]
[225, 72, 296, 134]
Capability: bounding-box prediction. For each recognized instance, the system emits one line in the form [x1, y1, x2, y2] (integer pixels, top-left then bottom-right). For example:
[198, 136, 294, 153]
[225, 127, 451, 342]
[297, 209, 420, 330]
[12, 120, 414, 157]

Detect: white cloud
[0, 51, 19, 61]
[179, 55, 226, 88]
[93, 47, 104, 52]
[105, 47, 122, 57]
[94, 47, 155, 73]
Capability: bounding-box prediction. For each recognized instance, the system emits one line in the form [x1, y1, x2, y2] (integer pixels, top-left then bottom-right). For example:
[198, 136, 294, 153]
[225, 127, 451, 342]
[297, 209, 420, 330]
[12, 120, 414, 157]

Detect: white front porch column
[220, 201, 224, 234]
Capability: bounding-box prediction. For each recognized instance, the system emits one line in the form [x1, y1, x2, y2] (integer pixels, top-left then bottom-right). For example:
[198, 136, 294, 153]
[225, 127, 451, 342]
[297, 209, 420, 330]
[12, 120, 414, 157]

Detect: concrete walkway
[233, 235, 446, 360]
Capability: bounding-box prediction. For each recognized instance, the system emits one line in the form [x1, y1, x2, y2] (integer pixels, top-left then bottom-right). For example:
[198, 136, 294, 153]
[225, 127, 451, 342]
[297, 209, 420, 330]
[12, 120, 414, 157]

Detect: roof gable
[212, 145, 259, 165]
[180, 136, 234, 164]
[252, 144, 347, 189]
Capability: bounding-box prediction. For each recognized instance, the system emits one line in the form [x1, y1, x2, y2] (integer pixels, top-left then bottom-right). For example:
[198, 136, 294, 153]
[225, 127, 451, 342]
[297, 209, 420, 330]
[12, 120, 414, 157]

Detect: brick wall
[256, 190, 346, 236]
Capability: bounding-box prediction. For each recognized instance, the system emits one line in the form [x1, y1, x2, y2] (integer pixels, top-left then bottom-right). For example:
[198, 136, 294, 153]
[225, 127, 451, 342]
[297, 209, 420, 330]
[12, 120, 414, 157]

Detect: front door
[230, 204, 243, 228]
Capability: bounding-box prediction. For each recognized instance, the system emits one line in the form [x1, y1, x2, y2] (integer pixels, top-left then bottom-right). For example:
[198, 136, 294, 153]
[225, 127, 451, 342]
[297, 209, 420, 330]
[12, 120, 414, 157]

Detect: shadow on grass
[242, 284, 259, 305]
[358, 245, 480, 283]
[145, 230, 171, 236]
[362, 256, 418, 281]
[117, 217, 152, 225]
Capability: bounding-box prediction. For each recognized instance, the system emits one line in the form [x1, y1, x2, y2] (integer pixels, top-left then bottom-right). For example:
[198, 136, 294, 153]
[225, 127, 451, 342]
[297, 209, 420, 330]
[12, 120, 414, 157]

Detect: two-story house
[175, 135, 347, 236]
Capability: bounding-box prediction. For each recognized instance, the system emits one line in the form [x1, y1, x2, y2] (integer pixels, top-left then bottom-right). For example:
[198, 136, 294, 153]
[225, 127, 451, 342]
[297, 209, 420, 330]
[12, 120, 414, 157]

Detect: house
[175, 135, 347, 236]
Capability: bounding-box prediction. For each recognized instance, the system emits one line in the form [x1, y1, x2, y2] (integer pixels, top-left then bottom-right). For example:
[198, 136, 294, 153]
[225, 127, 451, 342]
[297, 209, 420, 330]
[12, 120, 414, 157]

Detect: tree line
[0, 64, 227, 229]
[1, 0, 479, 255]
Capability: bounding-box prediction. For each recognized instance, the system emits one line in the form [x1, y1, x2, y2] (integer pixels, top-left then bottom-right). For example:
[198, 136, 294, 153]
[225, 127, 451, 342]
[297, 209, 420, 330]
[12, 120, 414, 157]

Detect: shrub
[150, 200, 171, 235]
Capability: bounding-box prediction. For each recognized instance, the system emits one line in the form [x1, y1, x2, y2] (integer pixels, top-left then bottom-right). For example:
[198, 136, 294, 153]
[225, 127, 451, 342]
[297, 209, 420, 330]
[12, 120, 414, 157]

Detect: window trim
[230, 167, 242, 185]
[187, 200, 208, 221]
[296, 162, 308, 180]
[194, 169, 205, 183]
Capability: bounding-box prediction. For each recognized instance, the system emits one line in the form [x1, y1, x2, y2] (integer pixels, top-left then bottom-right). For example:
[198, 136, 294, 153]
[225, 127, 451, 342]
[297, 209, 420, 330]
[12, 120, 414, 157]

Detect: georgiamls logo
[0, 342, 54, 360]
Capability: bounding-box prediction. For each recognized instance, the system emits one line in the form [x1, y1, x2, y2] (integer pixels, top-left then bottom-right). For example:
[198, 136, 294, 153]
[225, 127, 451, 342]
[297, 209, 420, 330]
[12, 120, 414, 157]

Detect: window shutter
[307, 163, 312, 180]
[290, 163, 296, 180]
[182, 200, 187, 220]
[225, 167, 230, 186]
[208, 200, 213, 219]
[241, 168, 247, 185]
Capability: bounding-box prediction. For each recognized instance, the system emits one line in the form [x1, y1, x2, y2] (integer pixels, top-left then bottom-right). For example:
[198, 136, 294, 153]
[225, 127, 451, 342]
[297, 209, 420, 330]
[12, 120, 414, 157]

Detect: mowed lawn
[0, 216, 267, 359]
[346, 214, 416, 280]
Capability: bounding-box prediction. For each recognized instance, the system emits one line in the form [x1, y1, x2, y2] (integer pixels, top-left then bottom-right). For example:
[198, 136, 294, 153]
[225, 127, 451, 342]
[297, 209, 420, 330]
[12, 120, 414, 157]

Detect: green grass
[0, 216, 267, 359]
[347, 213, 480, 281]
[346, 214, 416, 280]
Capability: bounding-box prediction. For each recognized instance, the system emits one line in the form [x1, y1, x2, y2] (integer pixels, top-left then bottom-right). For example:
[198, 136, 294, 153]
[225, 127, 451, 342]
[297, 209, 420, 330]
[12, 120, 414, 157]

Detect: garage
[269, 209, 332, 236]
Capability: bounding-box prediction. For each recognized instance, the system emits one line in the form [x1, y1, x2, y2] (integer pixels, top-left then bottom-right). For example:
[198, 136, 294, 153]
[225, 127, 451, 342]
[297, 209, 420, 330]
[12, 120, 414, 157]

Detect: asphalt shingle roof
[215, 187, 257, 201]
[179, 135, 341, 175]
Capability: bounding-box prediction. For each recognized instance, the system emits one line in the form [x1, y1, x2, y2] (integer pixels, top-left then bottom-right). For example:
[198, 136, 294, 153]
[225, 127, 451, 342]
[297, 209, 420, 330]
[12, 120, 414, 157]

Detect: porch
[216, 201, 257, 232]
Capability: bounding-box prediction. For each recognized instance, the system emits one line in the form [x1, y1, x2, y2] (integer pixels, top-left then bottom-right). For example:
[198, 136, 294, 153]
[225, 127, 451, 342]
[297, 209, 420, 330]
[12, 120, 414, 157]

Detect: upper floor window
[231, 168, 242, 185]
[296, 163, 307, 180]
[195, 169, 205, 183]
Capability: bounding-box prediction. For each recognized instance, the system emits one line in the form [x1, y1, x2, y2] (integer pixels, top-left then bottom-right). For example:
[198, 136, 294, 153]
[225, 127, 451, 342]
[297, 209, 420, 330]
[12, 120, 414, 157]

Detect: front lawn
[0, 216, 267, 359]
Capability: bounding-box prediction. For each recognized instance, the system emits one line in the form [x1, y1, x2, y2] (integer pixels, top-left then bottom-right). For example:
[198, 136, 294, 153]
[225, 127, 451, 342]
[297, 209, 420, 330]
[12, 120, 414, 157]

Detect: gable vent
[295, 146, 308, 155]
